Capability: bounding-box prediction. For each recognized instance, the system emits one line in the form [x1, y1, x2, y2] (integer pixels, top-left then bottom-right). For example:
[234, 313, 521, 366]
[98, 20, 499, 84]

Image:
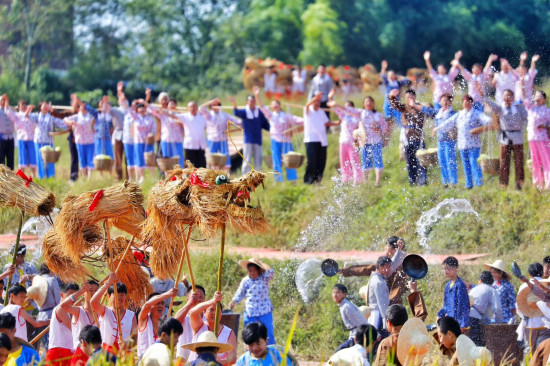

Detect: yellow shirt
[5, 346, 22, 366]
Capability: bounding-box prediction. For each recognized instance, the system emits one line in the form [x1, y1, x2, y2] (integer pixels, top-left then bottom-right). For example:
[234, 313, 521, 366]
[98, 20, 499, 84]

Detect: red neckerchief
[16, 170, 32, 187]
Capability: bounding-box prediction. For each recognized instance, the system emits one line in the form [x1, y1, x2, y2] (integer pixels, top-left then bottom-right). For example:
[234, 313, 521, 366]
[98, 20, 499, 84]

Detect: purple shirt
[199, 107, 241, 142]
[260, 107, 302, 143]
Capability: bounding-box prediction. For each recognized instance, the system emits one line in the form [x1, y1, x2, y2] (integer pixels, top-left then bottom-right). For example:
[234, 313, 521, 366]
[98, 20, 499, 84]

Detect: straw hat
[181, 331, 233, 353]
[517, 285, 544, 318]
[238, 258, 268, 273]
[396, 318, 431, 366]
[359, 285, 369, 302]
[140, 343, 172, 366]
[456, 335, 492, 366]
[358, 306, 372, 321]
[483, 260, 508, 275]
[26, 276, 48, 308]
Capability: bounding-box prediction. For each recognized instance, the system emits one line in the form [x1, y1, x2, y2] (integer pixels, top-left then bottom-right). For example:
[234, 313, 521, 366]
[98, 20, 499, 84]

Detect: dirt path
[0, 234, 488, 265]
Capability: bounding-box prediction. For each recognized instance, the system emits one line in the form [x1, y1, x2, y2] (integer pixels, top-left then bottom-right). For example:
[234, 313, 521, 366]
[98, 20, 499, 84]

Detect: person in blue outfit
[438, 256, 470, 332]
[236, 322, 296, 366]
[418, 93, 458, 186]
[380, 59, 409, 128]
[0, 313, 39, 366]
[229, 259, 276, 345]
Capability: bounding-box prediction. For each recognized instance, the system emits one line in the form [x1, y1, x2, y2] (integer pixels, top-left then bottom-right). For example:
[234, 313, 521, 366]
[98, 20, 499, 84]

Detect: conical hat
[238, 258, 268, 272]
[26, 275, 48, 308]
[396, 318, 431, 366]
[483, 260, 508, 276]
[456, 335, 492, 366]
[141, 343, 172, 366]
[181, 331, 233, 353]
[517, 285, 544, 318]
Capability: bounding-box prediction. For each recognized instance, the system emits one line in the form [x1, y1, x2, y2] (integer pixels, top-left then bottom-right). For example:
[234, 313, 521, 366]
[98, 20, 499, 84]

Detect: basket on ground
[416, 149, 438, 168]
[157, 156, 180, 172]
[144, 152, 157, 167]
[480, 158, 500, 175]
[206, 153, 227, 167]
[40, 149, 61, 164]
[282, 152, 305, 169]
[93, 156, 113, 171]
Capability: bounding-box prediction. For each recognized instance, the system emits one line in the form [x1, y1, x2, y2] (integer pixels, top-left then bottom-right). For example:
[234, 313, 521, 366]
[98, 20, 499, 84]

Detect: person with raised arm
[0, 94, 15, 170]
[199, 98, 241, 171]
[111, 82, 128, 180]
[455, 54, 496, 111]
[188, 291, 237, 365]
[94, 97, 114, 161]
[515, 53, 540, 103]
[90, 273, 137, 356]
[175, 288, 205, 363]
[254, 86, 303, 183]
[173, 101, 208, 168]
[64, 101, 96, 180]
[229, 94, 270, 173]
[31, 101, 67, 178]
[136, 288, 178, 357]
[380, 60, 409, 127]
[491, 57, 520, 104]
[424, 50, 461, 108]
[0, 95, 37, 175]
[303, 92, 330, 184]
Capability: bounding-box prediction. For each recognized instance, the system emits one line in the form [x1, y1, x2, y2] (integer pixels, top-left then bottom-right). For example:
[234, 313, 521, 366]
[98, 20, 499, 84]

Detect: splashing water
[416, 198, 479, 249]
[295, 259, 324, 303]
[18, 208, 59, 264]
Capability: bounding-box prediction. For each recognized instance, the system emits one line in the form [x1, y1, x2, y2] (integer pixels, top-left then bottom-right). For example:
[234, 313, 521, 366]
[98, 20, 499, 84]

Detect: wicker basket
[480, 158, 500, 175]
[282, 152, 305, 169]
[206, 153, 227, 167]
[157, 156, 180, 172]
[93, 157, 113, 171]
[144, 152, 157, 167]
[416, 149, 438, 168]
[41, 150, 61, 164]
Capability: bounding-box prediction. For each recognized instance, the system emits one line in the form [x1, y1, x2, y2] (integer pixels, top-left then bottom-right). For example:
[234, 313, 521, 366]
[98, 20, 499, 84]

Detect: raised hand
[488, 54, 498, 63]
[454, 50, 463, 60]
[423, 51, 430, 61]
[117, 81, 124, 93]
[252, 85, 260, 96]
[532, 54, 540, 62]
[520, 52, 528, 61]
[381, 60, 388, 70]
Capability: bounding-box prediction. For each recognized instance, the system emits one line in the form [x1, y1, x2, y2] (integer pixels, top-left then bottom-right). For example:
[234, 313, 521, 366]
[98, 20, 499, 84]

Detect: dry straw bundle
[110, 207, 146, 239]
[226, 170, 269, 234]
[42, 227, 91, 283]
[106, 236, 152, 305]
[0, 165, 56, 216]
[56, 181, 143, 262]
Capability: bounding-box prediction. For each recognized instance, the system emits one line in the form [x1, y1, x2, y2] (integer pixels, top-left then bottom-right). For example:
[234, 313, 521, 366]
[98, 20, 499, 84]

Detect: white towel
[245, 106, 259, 119]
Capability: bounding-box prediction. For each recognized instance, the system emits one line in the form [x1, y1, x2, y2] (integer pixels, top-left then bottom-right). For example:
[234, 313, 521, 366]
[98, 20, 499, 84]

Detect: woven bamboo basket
[480, 158, 500, 175]
[416, 149, 439, 168]
[282, 152, 305, 169]
[93, 156, 113, 171]
[144, 152, 157, 167]
[206, 153, 227, 167]
[157, 156, 180, 172]
[41, 150, 61, 164]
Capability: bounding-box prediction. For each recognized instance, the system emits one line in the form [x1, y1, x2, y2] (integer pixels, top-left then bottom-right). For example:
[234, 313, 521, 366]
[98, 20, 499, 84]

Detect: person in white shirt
[90, 273, 137, 355]
[291, 64, 307, 96]
[175, 287, 205, 363]
[308, 64, 333, 119]
[45, 283, 83, 365]
[137, 288, 178, 357]
[490, 57, 519, 104]
[60, 280, 99, 350]
[303, 92, 330, 184]
[423, 50, 461, 107]
[175, 101, 207, 168]
[264, 65, 277, 99]
[468, 271, 503, 347]
[515, 52, 540, 103]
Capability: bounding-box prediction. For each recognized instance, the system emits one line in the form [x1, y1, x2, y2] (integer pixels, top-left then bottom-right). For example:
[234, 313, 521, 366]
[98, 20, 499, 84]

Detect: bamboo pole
[4, 210, 24, 305]
[105, 220, 124, 346]
[167, 227, 193, 316]
[214, 223, 226, 334]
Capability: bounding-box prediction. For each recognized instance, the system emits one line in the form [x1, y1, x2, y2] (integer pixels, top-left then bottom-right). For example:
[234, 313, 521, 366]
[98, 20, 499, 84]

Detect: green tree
[299, 0, 346, 66]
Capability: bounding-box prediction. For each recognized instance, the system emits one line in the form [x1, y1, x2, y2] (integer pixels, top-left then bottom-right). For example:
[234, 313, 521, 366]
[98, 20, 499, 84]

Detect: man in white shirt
[176, 101, 207, 168]
[308, 64, 333, 118]
[367, 256, 392, 331]
[303, 93, 330, 184]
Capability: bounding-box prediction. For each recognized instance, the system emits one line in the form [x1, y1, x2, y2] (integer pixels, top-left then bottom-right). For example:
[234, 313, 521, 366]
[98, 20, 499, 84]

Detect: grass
[1, 89, 549, 361]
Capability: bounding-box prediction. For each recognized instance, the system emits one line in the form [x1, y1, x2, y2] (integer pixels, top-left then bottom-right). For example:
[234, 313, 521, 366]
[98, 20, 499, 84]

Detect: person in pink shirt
[199, 98, 241, 171]
[423, 50, 461, 108]
[123, 100, 156, 183]
[254, 87, 303, 182]
[64, 102, 96, 180]
[490, 57, 519, 104]
[515, 52, 540, 103]
[523, 90, 550, 190]
[455, 54, 496, 111]
[1, 95, 36, 175]
[148, 100, 185, 169]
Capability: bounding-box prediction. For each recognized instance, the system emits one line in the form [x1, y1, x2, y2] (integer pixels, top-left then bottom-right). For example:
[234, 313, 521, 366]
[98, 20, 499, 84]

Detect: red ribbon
[88, 190, 104, 212]
[169, 175, 177, 181]
[236, 191, 250, 201]
[189, 171, 210, 188]
[16, 170, 32, 187]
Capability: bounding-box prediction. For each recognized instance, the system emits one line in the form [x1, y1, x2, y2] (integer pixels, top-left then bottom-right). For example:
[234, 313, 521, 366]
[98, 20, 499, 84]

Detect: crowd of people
[0, 238, 550, 365]
[0, 51, 549, 189]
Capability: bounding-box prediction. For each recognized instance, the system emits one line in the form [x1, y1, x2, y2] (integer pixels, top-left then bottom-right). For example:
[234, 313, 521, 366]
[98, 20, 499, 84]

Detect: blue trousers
[94, 138, 114, 158]
[460, 148, 483, 188]
[243, 311, 275, 345]
[35, 142, 55, 178]
[437, 140, 458, 185]
[271, 140, 297, 182]
[161, 141, 184, 168]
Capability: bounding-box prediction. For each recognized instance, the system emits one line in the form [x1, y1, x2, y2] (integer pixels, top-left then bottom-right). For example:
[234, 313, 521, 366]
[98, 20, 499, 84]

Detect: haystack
[0, 165, 56, 216]
[55, 182, 143, 263]
[111, 207, 146, 239]
[105, 236, 152, 306]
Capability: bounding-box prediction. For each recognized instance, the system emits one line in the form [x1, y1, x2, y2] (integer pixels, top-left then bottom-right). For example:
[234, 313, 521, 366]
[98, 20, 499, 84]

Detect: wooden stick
[114, 236, 136, 274]
[105, 220, 123, 346]
[184, 230, 196, 292]
[30, 325, 51, 345]
[214, 223, 226, 334]
[167, 227, 193, 316]
[4, 210, 24, 305]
